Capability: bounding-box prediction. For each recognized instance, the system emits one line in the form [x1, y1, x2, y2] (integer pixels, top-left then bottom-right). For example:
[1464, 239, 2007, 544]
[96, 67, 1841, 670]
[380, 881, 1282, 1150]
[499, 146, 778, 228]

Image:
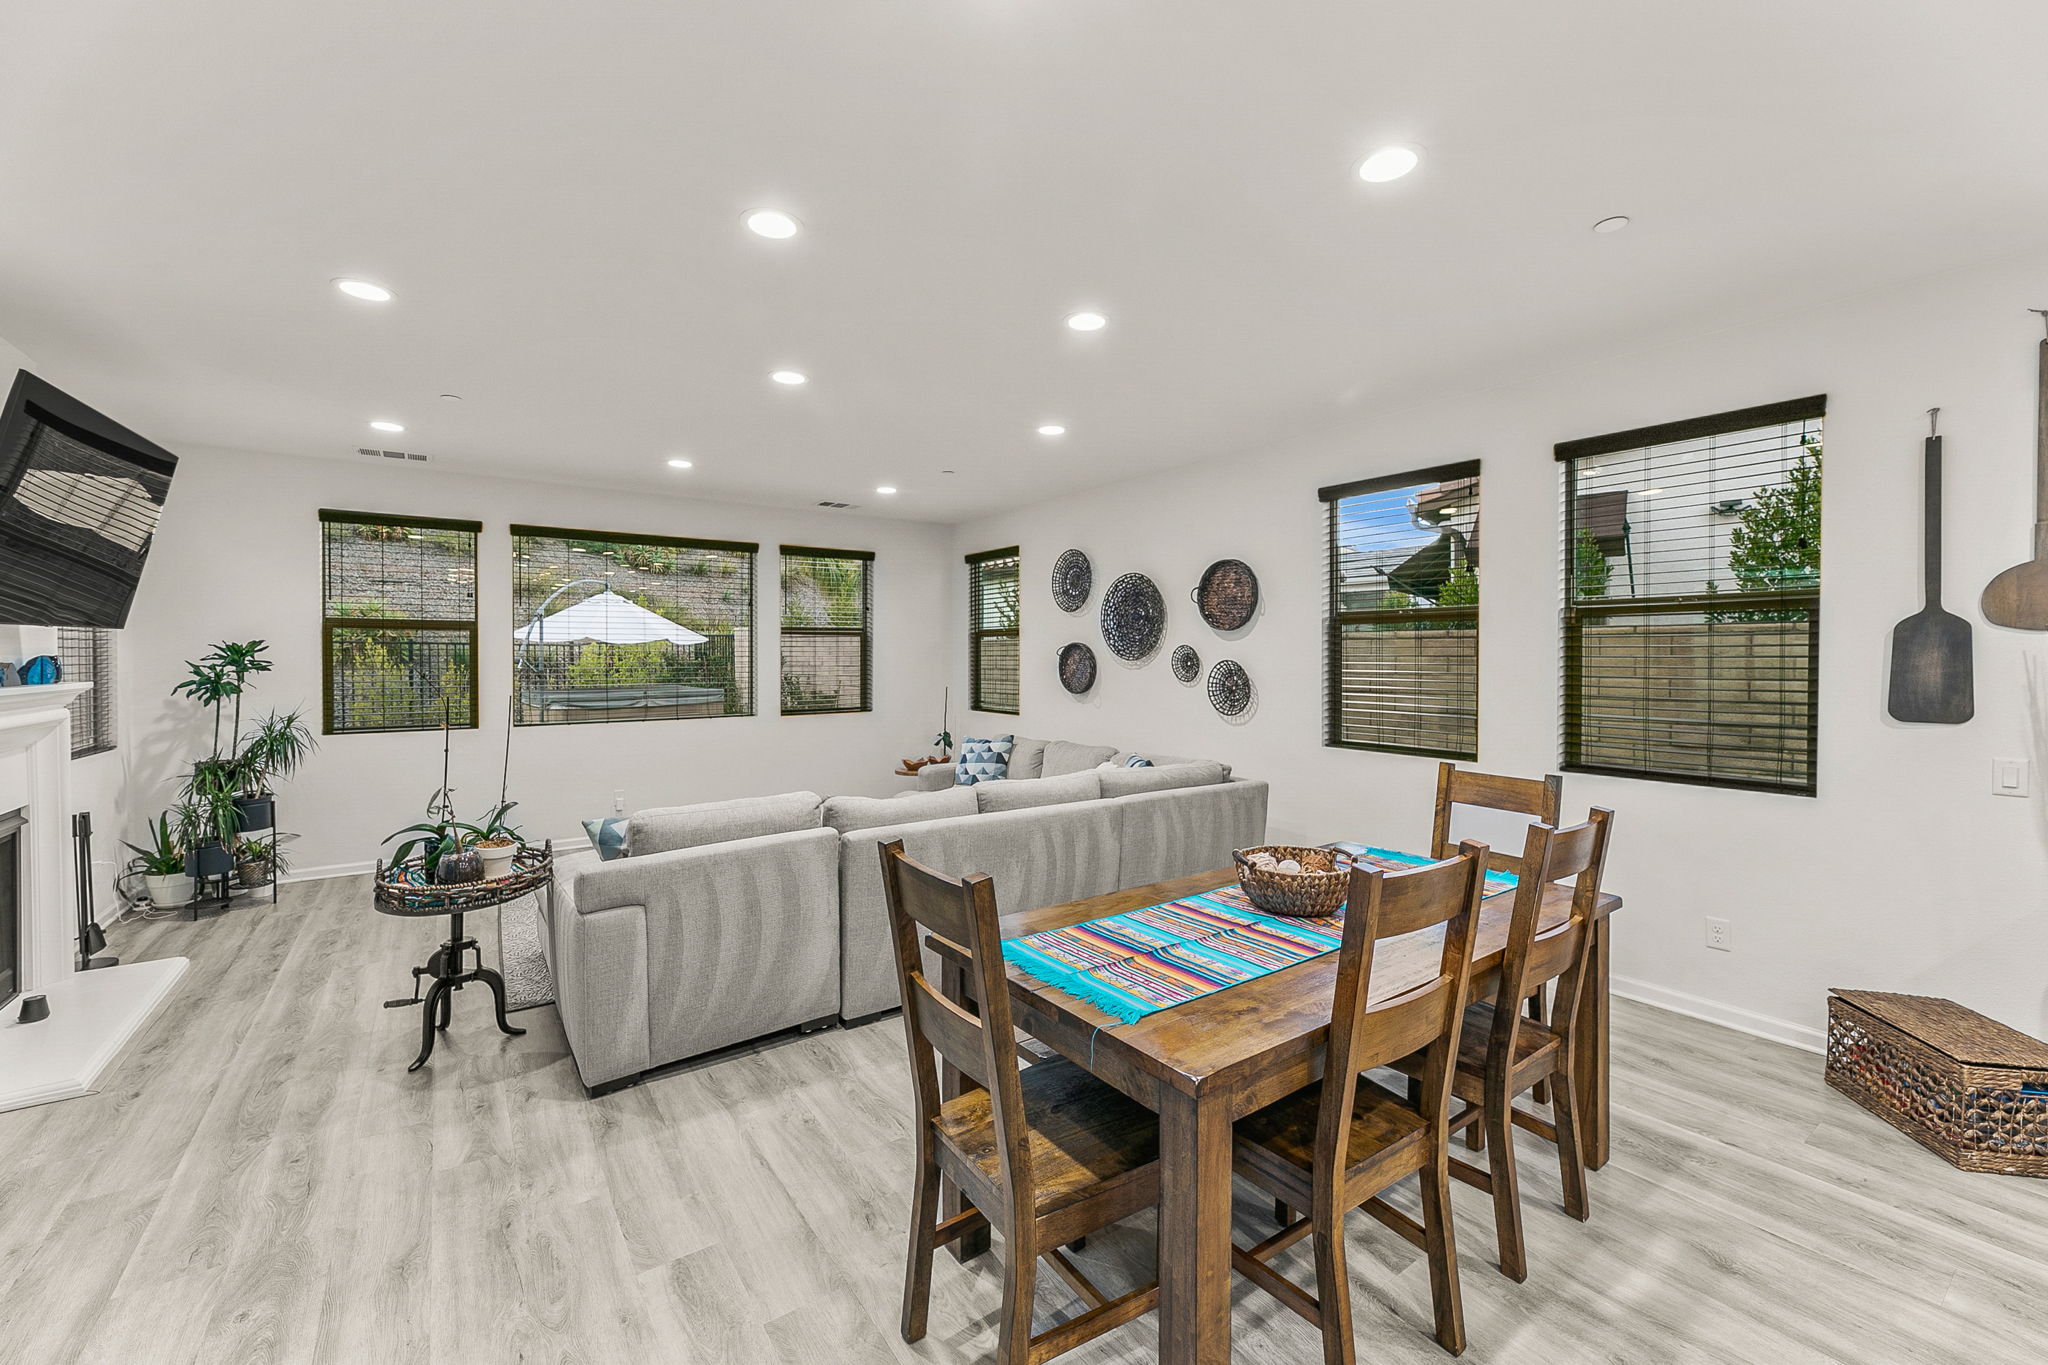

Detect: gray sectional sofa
[541, 741, 1267, 1093]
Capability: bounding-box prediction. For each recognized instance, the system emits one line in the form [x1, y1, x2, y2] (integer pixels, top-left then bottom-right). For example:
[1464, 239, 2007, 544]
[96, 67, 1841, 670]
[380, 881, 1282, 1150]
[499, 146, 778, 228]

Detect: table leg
[1157, 1091, 1233, 1365]
[937, 956, 990, 1262]
[1574, 915, 1611, 1170]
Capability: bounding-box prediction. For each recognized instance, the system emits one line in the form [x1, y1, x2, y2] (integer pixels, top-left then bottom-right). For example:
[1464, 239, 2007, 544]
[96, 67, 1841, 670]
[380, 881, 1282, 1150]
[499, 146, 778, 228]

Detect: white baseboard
[1611, 974, 1826, 1054]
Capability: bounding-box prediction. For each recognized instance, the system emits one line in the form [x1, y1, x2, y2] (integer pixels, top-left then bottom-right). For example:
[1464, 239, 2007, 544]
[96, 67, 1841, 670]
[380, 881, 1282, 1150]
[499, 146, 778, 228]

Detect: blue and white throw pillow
[954, 735, 1015, 786]
[581, 816, 629, 860]
[1125, 754, 1153, 767]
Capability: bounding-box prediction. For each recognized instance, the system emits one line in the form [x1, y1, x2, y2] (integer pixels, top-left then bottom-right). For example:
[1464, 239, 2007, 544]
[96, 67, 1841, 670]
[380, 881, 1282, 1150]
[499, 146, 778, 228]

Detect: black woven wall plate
[1100, 573, 1166, 661]
[1171, 644, 1200, 683]
[1051, 548, 1092, 612]
[1206, 658, 1252, 716]
[1193, 558, 1259, 631]
[1058, 641, 1097, 694]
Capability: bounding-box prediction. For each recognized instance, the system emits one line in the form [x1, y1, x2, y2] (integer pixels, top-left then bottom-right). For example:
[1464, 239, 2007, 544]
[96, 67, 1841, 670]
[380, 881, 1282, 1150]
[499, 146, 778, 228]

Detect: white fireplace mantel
[0, 682, 185, 1113]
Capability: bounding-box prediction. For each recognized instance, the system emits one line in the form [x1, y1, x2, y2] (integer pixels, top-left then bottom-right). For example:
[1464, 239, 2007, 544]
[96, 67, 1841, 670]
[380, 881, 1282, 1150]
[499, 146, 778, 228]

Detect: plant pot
[235, 859, 273, 889]
[434, 848, 484, 885]
[476, 841, 519, 880]
[143, 872, 195, 908]
[233, 795, 275, 832]
[187, 841, 234, 880]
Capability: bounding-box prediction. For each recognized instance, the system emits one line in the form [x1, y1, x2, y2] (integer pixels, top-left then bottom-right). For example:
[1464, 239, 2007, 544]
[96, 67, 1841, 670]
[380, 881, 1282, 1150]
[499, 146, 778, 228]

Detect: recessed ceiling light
[771, 370, 808, 386]
[1065, 311, 1107, 332]
[334, 279, 393, 302]
[1037, 424, 1067, 437]
[439, 393, 463, 402]
[745, 209, 801, 239]
[667, 458, 694, 469]
[369, 419, 405, 433]
[875, 485, 898, 495]
[1356, 146, 1421, 183]
[1593, 215, 1631, 234]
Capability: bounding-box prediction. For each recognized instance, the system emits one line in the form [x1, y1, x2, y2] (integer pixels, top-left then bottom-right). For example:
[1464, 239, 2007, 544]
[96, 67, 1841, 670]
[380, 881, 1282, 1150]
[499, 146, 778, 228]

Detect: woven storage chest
[1825, 989, 2048, 1178]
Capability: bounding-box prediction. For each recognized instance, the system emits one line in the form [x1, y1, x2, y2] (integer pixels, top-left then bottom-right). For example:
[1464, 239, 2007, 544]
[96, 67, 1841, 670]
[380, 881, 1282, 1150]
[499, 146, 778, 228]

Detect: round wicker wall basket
[1233, 845, 1351, 917]
[1170, 644, 1200, 683]
[1058, 641, 1098, 694]
[1193, 558, 1259, 631]
[1100, 573, 1166, 661]
[1051, 549, 1093, 613]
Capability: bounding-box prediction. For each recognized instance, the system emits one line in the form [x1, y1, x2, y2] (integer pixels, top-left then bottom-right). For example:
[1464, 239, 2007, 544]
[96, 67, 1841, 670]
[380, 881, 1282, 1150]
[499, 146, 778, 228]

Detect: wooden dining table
[933, 864, 1622, 1365]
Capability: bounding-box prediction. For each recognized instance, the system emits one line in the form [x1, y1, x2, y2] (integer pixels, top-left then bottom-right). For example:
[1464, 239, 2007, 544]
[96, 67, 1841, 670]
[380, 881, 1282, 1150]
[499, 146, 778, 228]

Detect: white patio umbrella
[513, 589, 708, 647]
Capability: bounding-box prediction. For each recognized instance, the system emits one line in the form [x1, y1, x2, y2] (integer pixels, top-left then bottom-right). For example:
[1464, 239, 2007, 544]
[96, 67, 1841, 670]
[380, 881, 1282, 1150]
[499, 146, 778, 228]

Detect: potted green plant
[124, 812, 194, 908]
[456, 800, 524, 880]
[233, 707, 316, 828]
[232, 836, 288, 889]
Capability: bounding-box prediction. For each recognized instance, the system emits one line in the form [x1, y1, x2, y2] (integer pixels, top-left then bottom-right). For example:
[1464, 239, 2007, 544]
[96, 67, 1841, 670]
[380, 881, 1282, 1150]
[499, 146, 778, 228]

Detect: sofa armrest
[552, 827, 842, 1088]
[916, 763, 958, 791]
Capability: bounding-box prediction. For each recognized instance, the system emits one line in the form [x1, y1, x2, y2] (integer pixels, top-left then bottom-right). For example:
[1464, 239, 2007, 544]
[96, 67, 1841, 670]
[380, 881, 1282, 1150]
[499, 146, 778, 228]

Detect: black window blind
[511, 525, 756, 726]
[781, 546, 872, 714]
[319, 511, 480, 734]
[967, 547, 1020, 715]
[55, 626, 115, 757]
[1557, 396, 1824, 795]
[1320, 461, 1481, 760]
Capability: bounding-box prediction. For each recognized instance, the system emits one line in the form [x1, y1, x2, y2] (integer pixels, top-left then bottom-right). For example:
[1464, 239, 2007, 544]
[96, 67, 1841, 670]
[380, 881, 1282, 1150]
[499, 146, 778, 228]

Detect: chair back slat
[1431, 762, 1564, 876]
[1316, 842, 1488, 1178]
[879, 839, 1035, 1216]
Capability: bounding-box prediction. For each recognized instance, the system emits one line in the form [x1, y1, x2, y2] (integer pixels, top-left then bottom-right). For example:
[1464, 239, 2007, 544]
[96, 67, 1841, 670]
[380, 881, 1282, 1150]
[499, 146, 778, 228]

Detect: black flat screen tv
[0, 369, 178, 628]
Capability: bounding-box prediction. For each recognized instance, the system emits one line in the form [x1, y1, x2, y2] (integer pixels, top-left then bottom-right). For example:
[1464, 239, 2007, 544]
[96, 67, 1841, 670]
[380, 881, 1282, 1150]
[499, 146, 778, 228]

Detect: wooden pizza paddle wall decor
[1887, 408, 1973, 724]
[1982, 311, 2048, 629]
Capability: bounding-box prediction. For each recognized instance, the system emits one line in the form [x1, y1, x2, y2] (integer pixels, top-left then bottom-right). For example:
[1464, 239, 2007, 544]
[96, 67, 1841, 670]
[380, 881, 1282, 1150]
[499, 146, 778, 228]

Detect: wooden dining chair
[1393, 808, 1613, 1284]
[1231, 841, 1490, 1361]
[1430, 761, 1565, 1109]
[879, 839, 1162, 1365]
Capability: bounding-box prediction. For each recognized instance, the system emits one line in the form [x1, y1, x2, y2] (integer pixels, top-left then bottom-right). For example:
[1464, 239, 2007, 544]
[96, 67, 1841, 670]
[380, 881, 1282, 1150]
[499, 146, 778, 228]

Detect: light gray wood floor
[2, 875, 2042, 1364]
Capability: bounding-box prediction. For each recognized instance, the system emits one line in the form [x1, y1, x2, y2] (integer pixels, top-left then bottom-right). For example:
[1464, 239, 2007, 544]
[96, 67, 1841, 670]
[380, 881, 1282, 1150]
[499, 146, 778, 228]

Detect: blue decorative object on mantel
[19, 655, 60, 685]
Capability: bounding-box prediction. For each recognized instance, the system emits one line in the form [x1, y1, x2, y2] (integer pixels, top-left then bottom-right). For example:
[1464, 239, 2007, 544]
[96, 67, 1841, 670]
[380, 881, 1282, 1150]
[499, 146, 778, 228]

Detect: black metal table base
[397, 911, 525, 1071]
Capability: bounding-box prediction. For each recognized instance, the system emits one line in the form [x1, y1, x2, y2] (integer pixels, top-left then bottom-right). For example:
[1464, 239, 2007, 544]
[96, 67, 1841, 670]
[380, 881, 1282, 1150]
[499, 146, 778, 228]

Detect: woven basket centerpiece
[1233, 845, 1350, 918]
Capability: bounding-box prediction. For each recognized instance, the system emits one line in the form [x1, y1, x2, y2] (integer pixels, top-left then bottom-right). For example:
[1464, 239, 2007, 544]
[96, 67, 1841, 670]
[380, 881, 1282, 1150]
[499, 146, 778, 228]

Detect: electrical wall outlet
[1704, 917, 1732, 952]
[613, 789, 626, 813]
[1992, 758, 2031, 798]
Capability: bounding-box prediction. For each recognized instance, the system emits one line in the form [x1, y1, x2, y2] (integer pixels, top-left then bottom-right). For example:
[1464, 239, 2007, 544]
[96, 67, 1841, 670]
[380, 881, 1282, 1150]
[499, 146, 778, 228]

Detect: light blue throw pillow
[954, 735, 1015, 786]
[1125, 754, 1153, 767]
[581, 816, 629, 860]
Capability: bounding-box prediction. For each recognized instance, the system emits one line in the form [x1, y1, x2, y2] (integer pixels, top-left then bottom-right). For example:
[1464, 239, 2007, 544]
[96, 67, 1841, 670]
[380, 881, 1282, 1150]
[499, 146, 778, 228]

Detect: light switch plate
[1993, 758, 2031, 798]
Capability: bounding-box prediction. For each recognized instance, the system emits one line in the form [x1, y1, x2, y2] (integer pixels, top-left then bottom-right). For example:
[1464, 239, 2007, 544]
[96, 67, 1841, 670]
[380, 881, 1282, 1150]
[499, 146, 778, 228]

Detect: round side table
[374, 842, 553, 1072]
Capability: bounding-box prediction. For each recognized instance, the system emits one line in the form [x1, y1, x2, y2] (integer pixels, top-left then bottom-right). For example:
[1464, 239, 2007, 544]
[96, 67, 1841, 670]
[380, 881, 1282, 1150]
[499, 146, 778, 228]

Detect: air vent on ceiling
[357, 447, 428, 462]
[816, 500, 855, 509]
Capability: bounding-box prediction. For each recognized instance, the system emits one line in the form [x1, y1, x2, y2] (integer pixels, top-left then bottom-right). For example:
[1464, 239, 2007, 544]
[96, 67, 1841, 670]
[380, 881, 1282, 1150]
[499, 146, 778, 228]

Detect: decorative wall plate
[1051, 548, 1093, 613]
[1193, 558, 1259, 631]
[1171, 644, 1200, 683]
[1100, 572, 1166, 661]
[1058, 642, 1098, 694]
[1206, 659, 1252, 716]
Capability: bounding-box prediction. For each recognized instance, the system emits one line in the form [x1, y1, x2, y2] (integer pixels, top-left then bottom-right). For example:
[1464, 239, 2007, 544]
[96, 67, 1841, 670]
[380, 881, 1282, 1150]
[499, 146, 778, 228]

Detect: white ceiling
[3, 1, 2047, 523]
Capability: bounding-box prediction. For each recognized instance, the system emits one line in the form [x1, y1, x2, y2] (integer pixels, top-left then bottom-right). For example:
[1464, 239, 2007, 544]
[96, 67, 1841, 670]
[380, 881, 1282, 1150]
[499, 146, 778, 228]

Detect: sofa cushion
[626, 790, 823, 856]
[1042, 740, 1118, 777]
[1009, 736, 1050, 780]
[976, 770, 1102, 814]
[823, 787, 977, 834]
[1099, 760, 1229, 798]
[954, 735, 1014, 786]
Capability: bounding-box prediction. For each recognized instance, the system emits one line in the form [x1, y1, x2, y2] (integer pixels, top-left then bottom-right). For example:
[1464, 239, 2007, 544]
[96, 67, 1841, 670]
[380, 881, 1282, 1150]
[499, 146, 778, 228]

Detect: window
[966, 547, 1020, 715]
[320, 511, 480, 734]
[1557, 395, 1824, 795]
[511, 525, 756, 725]
[1321, 462, 1480, 759]
[56, 626, 115, 757]
[780, 546, 872, 714]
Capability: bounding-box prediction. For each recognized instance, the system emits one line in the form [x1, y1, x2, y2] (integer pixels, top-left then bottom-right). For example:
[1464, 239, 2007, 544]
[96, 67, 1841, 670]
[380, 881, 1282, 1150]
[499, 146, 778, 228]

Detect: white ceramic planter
[477, 842, 519, 880]
[143, 872, 195, 908]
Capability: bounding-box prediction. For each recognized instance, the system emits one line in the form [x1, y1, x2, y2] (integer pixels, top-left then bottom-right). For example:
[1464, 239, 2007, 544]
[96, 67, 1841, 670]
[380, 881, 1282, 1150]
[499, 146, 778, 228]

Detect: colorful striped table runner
[1000, 845, 1519, 1024]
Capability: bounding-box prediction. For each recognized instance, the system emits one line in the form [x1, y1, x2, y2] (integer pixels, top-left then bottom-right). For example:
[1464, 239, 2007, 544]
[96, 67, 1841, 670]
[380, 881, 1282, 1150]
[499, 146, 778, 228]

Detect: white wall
[107, 446, 953, 879]
[952, 247, 2048, 1047]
